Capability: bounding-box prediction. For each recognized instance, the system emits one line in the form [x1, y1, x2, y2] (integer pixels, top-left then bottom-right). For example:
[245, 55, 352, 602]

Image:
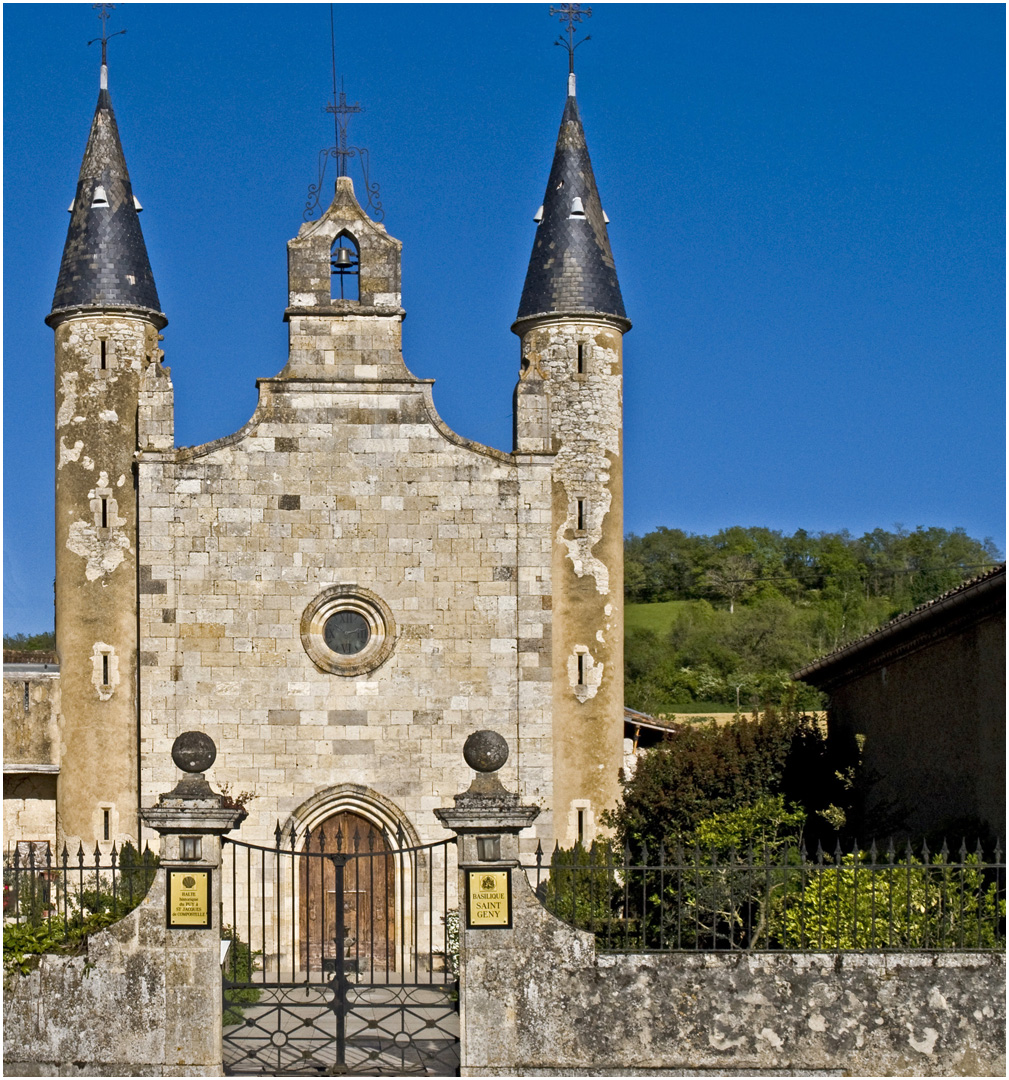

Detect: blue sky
[4, 3, 1005, 633]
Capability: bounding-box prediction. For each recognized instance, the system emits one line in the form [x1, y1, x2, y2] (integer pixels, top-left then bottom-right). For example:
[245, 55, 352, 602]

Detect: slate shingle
[516, 91, 626, 323]
[49, 81, 163, 322]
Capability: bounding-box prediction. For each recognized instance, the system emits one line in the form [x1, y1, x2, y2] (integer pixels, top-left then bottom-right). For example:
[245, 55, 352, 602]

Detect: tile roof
[794, 563, 1006, 685]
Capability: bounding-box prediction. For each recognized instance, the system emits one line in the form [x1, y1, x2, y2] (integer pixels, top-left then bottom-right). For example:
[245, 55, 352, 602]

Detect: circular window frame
[301, 585, 396, 676]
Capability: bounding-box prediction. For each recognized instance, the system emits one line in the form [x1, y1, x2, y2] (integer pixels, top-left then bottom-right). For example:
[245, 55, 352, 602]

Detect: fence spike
[336, 828, 344, 853]
[993, 837, 1002, 863]
[921, 838, 931, 862]
[352, 826, 361, 853]
[274, 820, 282, 848]
[940, 837, 949, 860]
[868, 839, 878, 864]
[886, 837, 895, 862]
[304, 824, 313, 853]
[959, 837, 968, 861]
[833, 838, 842, 863]
[94, 841, 102, 860]
[799, 838, 807, 863]
[815, 841, 824, 865]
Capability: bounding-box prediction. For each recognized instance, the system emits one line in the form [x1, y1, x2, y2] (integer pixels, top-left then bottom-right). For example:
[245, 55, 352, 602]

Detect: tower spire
[47, 16, 163, 328]
[514, 54, 626, 328]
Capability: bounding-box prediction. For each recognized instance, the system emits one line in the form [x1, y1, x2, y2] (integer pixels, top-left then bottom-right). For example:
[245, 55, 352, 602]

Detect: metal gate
[221, 824, 459, 1075]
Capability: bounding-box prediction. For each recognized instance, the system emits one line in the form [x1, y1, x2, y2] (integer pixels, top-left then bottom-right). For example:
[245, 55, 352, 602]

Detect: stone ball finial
[463, 730, 509, 773]
[171, 731, 217, 774]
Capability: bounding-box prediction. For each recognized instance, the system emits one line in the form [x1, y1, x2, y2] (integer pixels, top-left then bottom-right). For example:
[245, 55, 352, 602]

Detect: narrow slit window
[102, 654, 109, 686]
[100, 340, 107, 370]
[24, 682, 30, 712]
[103, 809, 110, 842]
[576, 808, 585, 846]
[576, 499, 586, 531]
[101, 498, 108, 529]
[576, 343, 585, 374]
[577, 653, 586, 686]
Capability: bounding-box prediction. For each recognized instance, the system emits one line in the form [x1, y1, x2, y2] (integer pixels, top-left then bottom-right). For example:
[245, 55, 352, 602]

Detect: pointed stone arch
[283, 783, 420, 851]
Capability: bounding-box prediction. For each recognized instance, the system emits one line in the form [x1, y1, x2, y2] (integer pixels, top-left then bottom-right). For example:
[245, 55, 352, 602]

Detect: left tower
[46, 57, 165, 848]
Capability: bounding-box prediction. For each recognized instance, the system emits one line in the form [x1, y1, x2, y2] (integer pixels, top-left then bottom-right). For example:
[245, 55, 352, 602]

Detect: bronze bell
[332, 247, 357, 269]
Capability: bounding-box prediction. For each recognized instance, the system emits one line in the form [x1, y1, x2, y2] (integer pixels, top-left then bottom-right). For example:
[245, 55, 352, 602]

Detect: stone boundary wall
[460, 873, 1006, 1076]
[3, 871, 221, 1076]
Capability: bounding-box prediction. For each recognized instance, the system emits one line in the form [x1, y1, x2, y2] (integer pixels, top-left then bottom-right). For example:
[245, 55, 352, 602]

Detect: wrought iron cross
[88, 3, 126, 66]
[550, 4, 592, 73]
[327, 82, 363, 180]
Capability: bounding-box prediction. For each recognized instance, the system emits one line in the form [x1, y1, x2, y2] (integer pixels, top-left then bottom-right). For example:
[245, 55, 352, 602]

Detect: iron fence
[3, 840, 159, 941]
[522, 837, 1005, 953]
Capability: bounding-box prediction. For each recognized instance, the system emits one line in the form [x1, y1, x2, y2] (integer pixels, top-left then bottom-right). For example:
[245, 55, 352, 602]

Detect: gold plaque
[466, 869, 512, 929]
[167, 868, 212, 928]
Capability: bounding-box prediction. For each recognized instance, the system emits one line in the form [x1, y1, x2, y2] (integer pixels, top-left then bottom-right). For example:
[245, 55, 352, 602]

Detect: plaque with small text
[465, 869, 512, 929]
[167, 868, 212, 928]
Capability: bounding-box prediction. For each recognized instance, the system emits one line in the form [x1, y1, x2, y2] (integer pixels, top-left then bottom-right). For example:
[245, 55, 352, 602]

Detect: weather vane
[550, 4, 592, 73]
[88, 3, 126, 67]
[304, 4, 383, 222]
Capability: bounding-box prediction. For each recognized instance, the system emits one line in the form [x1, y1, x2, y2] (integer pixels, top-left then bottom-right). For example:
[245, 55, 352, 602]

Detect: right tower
[513, 69, 631, 846]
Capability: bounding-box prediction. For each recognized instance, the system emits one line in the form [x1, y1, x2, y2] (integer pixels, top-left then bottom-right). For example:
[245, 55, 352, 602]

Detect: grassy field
[624, 600, 690, 635]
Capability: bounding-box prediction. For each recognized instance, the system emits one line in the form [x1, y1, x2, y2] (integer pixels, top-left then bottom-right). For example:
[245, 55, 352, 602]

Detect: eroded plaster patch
[67, 520, 130, 580]
[59, 437, 84, 468]
[99, 409, 119, 423]
[908, 1026, 939, 1055]
[56, 372, 79, 428]
[556, 487, 612, 595]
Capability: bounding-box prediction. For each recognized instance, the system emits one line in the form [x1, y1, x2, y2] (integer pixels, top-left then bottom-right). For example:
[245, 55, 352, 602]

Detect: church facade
[6, 56, 630, 859]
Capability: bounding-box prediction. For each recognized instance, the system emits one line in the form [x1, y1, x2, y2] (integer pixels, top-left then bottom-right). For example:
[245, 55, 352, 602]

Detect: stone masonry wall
[138, 372, 554, 856]
[136, 181, 559, 872]
[3, 872, 222, 1076]
[460, 871, 1006, 1076]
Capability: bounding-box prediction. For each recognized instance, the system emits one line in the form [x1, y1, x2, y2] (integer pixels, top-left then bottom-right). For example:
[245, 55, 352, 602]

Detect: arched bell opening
[330, 232, 360, 301]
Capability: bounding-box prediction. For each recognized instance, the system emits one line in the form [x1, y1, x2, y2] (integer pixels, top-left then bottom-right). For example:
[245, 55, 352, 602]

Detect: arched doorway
[299, 810, 396, 972]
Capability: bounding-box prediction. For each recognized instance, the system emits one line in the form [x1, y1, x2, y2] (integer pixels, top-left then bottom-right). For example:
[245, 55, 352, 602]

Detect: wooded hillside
[624, 525, 1001, 715]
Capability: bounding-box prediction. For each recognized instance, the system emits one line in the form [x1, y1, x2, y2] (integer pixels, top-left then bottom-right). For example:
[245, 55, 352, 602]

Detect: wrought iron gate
[221, 825, 459, 1075]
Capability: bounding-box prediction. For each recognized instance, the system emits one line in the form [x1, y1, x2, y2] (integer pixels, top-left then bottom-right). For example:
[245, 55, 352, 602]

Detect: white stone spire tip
[568, 72, 576, 97]
[100, 64, 108, 91]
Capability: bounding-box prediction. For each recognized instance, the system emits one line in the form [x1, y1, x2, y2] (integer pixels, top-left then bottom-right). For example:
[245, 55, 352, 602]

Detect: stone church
[4, 52, 630, 861]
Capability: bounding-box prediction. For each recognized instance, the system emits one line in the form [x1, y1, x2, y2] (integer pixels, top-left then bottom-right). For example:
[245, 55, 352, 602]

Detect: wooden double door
[299, 811, 396, 972]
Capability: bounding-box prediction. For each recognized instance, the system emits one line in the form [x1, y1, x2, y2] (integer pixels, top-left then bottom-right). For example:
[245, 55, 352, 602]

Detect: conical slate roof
[48, 68, 163, 325]
[516, 81, 627, 325]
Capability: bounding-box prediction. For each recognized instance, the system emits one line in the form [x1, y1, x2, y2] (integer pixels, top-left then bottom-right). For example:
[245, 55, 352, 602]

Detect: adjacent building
[795, 564, 1006, 840]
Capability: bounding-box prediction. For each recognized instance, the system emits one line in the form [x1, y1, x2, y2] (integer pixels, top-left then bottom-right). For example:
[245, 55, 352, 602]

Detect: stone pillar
[435, 731, 542, 1076]
[141, 732, 244, 1074]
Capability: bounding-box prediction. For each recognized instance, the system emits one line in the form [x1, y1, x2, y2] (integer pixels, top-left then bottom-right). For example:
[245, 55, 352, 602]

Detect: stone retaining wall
[460, 871, 1006, 1076]
[3, 872, 222, 1076]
